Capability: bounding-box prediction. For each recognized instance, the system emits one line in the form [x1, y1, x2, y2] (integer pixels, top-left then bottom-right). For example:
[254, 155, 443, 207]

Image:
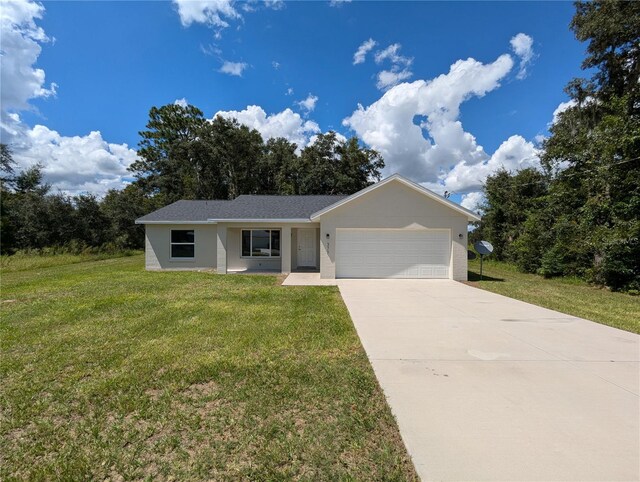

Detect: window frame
[240, 229, 281, 258]
[170, 229, 195, 260]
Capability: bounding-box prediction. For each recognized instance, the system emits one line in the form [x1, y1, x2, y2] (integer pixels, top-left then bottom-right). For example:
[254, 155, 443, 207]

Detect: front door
[297, 229, 317, 268]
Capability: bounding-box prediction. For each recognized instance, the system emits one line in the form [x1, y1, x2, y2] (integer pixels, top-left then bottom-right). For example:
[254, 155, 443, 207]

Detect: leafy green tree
[129, 104, 208, 202]
[260, 137, 300, 194]
[478, 168, 549, 261]
[73, 194, 111, 247]
[14, 164, 50, 195]
[298, 132, 384, 194]
[1, 143, 15, 184]
[478, 1, 639, 291]
[201, 116, 264, 199]
[101, 184, 158, 249]
[541, 0, 640, 290]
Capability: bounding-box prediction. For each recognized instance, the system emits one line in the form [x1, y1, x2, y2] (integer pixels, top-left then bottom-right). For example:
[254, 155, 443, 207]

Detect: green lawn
[1, 254, 416, 480]
[0, 250, 141, 273]
[468, 258, 640, 334]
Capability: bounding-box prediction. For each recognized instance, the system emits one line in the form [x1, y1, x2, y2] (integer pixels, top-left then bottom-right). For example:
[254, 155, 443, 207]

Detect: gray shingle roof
[135, 200, 231, 223]
[136, 195, 347, 223]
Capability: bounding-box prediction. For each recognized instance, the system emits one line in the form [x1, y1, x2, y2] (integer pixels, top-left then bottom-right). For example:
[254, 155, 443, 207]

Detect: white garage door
[336, 229, 451, 279]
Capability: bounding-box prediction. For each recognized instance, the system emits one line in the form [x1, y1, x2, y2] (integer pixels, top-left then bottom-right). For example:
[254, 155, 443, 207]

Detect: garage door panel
[336, 229, 450, 279]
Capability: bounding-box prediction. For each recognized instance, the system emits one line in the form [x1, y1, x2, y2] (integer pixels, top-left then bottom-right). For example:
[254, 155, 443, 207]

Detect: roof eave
[206, 218, 313, 223]
[135, 220, 216, 225]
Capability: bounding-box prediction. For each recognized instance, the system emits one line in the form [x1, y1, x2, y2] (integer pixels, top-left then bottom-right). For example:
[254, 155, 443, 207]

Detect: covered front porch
[216, 223, 321, 274]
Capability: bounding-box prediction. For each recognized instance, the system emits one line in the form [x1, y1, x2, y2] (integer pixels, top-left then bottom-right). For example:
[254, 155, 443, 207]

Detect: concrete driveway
[337, 279, 639, 481]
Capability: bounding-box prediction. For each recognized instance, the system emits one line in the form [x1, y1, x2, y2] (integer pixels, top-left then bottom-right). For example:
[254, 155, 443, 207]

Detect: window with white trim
[241, 229, 280, 257]
[171, 230, 195, 258]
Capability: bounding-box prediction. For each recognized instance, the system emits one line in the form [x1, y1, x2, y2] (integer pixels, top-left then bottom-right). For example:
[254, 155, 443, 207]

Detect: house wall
[222, 222, 320, 273]
[318, 181, 469, 280]
[145, 224, 217, 270]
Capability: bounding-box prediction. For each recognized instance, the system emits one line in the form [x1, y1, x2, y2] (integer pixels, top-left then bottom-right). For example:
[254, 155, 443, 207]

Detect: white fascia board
[310, 173, 481, 222]
[206, 218, 312, 223]
[135, 220, 216, 225]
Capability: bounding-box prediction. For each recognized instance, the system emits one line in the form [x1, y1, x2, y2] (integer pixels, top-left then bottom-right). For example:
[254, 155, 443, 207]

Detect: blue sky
[2, 0, 586, 206]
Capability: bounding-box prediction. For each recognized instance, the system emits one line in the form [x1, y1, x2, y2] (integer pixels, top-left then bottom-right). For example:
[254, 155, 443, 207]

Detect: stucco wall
[145, 224, 217, 270]
[318, 180, 469, 280]
[221, 223, 320, 272]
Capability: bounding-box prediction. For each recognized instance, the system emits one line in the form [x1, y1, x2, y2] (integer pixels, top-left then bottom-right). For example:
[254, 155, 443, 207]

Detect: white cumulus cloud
[353, 38, 377, 65]
[374, 43, 410, 66]
[510, 33, 534, 79]
[6, 115, 138, 195]
[439, 135, 540, 193]
[219, 60, 248, 76]
[172, 0, 240, 28]
[344, 38, 541, 196]
[1, 0, 138, 195]
[296, 93, 319, 114]
[372, 43, 413, 90]
[344, 52, 514, 182]
[0, 0, 57, 112]
[214, 105, 320, 149]
[174, 97, 189, 107]
[376, 69, 413, 91]
[460, 191, 485, 212]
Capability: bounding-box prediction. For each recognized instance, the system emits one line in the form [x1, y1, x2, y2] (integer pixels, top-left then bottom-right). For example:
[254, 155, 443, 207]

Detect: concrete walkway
[335, 279, 639, 481]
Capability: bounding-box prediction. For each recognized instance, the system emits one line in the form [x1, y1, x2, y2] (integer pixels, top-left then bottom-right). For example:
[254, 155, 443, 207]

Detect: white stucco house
[135, 174, 481, 280]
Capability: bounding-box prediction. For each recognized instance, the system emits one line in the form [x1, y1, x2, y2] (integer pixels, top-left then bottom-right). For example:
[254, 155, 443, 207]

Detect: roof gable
[310, 174, 481, 222]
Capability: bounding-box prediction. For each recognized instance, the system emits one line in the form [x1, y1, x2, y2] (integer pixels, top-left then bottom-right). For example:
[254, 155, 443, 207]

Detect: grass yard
[0, 250, 141, 273]
[468, 258, 640, 334]
[1, 254, 416, 480]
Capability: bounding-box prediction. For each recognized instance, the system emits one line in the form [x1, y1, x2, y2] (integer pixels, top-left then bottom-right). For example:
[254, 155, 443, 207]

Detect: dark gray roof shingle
[135, 200, 231, 223]
[215, 195, 347, 220]
[136, 195, 347, 223]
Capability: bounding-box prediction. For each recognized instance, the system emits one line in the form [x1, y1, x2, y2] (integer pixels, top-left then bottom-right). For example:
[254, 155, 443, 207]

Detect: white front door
[297, 229, 317, 268]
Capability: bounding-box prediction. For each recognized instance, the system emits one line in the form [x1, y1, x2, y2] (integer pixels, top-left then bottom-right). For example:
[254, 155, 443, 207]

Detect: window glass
[270, 230, 281, 257]
[241, 230, 251, 257]
[171, 244, 194, 258]
[171, 230, 194, 243]
[251, 230, 270, 256]
[241, 229, 281, 257]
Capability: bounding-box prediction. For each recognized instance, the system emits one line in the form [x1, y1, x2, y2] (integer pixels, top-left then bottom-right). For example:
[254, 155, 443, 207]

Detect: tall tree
[101, 184, 157, 248]
[1, 143, 15, 182]
[129, 104, 208, 202]
[298, 132, 384, 194]
[201, 116, 264, 199]
[541, 0, 640, 290]
[260, 137, 300, 194]
[478, 0, 639, 291]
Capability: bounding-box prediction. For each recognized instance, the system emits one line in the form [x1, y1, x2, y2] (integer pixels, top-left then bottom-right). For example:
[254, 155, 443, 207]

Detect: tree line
[0, 114, 384, 254]
[472, 0, 639, 292]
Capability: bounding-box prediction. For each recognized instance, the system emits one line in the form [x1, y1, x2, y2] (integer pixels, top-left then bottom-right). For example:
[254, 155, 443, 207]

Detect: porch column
[281, 226, 291, 274]
[216, 224, 227, 274]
